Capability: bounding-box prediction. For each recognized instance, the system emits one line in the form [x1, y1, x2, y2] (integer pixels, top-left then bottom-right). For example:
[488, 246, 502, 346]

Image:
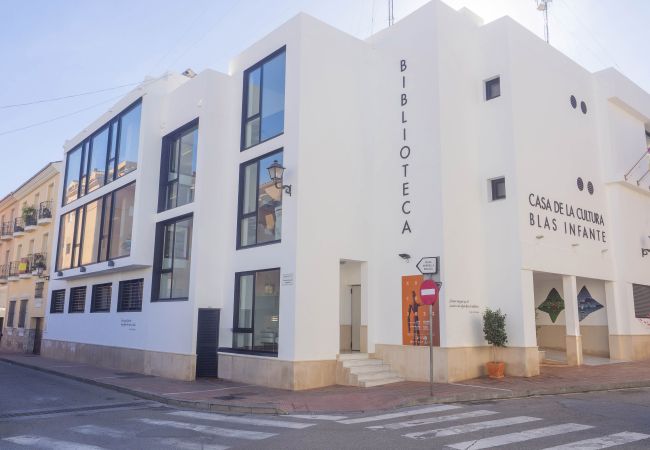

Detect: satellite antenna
[388, 0, 395, 26]
[536, 0, 552, 43]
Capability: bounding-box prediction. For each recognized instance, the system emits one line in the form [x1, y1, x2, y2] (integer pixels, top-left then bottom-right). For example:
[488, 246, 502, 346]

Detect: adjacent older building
[41, 1, 650, 389]
[0, 162, 61, 353]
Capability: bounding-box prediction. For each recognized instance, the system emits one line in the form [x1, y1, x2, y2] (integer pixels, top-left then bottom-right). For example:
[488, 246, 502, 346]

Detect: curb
[0, 357, 286, 415]
[3, 356, 650, 416]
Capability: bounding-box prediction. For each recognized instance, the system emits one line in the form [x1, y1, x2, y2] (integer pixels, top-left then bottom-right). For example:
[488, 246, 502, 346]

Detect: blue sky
[1, 0, 648, 195]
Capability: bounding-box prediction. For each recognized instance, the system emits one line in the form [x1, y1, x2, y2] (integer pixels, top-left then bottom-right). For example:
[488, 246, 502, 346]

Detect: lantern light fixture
[267, 160, 292, 196]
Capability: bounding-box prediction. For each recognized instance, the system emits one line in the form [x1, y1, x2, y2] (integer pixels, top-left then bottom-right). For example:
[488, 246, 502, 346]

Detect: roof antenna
[536, 0, 552, 43]
[388, 0, 395, 26]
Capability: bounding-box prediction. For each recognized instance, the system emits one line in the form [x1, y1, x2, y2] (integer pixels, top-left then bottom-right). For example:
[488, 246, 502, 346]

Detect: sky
[1, 0, 648, 195]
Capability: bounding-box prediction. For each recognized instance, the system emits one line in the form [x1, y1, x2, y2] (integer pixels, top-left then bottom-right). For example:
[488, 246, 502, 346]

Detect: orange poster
[402, 275, 440, 346]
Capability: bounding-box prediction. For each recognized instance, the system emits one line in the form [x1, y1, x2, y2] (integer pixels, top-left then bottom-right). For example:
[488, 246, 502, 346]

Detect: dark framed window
[62, 99, 142, 206]
[56, 182, 135, 271]
[91, 283, 112, 313]
[118, 278, 143, 312]
[68, 286, 86, 313]
[6, 300, 15, 327]
[241, 47, 286, 150]
[50, 290, 65, 314]
[491, 177, 506, 201]
[152, 215, 193, 301]
[159, 119, 199, 212]
[35, 282, 44, 299]
[232, 268, 280, 355]
[485, 77, 501, 101]
[17, 300, 27, 328]
[237, 149, 283, 249]
[633, 284, 650, 319]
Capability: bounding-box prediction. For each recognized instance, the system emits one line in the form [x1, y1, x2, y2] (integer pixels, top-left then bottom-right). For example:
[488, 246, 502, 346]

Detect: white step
[349, 364, 392, 374]
[356, 371, 400, 382]
[342, 358, 384, 368]
[337, 353, 369, 361]
[359, 377, 404, 388]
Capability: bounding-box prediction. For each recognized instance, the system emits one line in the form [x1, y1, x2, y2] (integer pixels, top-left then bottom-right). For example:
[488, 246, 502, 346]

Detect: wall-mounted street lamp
[267, 160, 292, 196]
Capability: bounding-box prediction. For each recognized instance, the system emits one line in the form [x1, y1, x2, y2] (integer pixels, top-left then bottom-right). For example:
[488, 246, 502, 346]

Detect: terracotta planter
[486, 361, 505, 379]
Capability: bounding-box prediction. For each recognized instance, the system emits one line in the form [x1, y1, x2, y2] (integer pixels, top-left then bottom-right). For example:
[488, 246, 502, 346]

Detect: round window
[570, 95, 577, 109]
[581, 101, 587, 114]
[577, 177, 584, 191]
[587, 181, 594, 195]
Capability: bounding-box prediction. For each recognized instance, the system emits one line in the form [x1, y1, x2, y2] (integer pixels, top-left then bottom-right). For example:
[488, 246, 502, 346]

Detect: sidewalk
[2, 352, 650, 415]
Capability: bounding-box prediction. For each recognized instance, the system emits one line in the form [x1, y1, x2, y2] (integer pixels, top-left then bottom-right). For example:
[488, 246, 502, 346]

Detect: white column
[521, 269, 538, 348]
[562, 275, 583, 365]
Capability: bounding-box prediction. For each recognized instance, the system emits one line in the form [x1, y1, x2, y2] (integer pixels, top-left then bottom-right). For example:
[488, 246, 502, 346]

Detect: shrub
[483, 308, 508, 362]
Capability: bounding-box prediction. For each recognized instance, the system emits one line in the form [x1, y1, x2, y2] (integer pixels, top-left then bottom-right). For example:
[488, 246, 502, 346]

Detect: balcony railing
[32, 252, 47, 274]
[0, 264, 8, 281]
[13, 217, 25, 234]
[23, 209, 37, 227]
[38, 200, 53, 220]
[1, 221, 12, 236]
[8, 261, 19, 277]
[18, 256, 32, 275]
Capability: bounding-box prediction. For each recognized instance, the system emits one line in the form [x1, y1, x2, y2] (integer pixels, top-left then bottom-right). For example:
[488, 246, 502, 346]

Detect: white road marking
[156, 438, 229, 450]
[287, 414, 348, 421]
[169, 410, 315, 429]
[447, 423, 594, 450]
[337, 404, 462, 425]
[3, 435, 105, 449]
[70, 425, 125, 439]
[406, 416, 542, 439]
[542, 431, 650, 449]
[136, 418, 275, 440]
[368, 409, 498, 430]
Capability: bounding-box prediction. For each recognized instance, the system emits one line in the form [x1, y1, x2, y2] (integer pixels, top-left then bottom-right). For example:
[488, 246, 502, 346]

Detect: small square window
[491, 177, 506, 201]
[485, 77, 501, 100]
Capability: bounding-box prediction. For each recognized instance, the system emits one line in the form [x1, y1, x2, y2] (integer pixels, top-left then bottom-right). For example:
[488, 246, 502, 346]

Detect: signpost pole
[429, 303, 433, 396]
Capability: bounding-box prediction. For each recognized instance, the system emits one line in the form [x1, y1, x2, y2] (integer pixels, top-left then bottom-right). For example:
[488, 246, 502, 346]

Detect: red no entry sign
[420, 279, 440, 305]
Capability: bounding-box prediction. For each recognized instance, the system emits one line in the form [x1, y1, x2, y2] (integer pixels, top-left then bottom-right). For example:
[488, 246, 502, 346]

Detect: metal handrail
[624, 147, 650, 181]
[13, 217, 25, 233]
[38, 200, 53, 219]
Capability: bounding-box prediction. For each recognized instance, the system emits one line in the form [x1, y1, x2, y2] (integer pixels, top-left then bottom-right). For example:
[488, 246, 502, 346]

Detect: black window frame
[485, 76, 501, 101]
[55, 181, 136, 272]
[240, 46, 287, 151]
[231, 267, 280, 356]
[50, 289, 65, 314]
[91, 283, 113, 313]
[62, 98, 142, 207]
[68, 286, 87, 313]
[491, 177, 506, 201]
[6, 300, 16, 327]
[236, 148, 283, 250]
[17, 299, 27, 328]
[151, 213, 193, 302]
[117, 278, 144, 312]
[158, 118, 199, 213]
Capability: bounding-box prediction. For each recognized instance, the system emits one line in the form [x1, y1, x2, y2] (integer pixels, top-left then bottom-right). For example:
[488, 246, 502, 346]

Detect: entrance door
[196, 308, 220, 378]
[33, 318, 42, 354]
[351, 285, 361, 352]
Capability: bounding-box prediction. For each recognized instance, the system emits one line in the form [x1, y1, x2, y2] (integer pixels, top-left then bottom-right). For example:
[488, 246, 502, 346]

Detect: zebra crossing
[342, 403, 650, 449]
[2, 401, 650, 449]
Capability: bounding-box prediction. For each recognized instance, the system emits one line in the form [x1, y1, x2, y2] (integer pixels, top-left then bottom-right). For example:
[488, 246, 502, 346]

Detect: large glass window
[62, 99, 141, 206]
[238, 150, 283, 248]
[152, 215, 193, 301]
[233, 268, 280, 354]
[55, 182, 135, 271]
[242, 48, 286, 149]
[159, 120, 198, 212]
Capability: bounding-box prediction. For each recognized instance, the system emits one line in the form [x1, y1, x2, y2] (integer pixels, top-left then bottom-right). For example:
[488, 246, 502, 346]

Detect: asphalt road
[1, 360, 650, 449]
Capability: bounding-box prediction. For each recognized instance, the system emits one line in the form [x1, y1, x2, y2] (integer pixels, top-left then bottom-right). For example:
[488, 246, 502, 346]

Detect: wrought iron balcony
[18, 256, 32, 276]
[38, 200, 53, 223]
[13, 217, 25, 234]
[0, 264, 8, 282]
[7, 261, 19, 279]
[31, 252, 47, 275]
[0, 221, 12, 238]
[23, 208, 37, 228]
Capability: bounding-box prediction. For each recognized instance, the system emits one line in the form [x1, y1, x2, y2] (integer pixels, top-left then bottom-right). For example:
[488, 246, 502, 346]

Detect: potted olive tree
[483, 308, 508, 379]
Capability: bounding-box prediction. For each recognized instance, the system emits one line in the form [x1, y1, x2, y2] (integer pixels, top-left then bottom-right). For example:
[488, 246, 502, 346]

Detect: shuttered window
[50, 290, 65, 313]
[35, 282, 45, 299]
[633, 284, 650, 319]
[91, 283, 112, 313]
[118, 278, 143, 312]
[68, 286, 86, 313]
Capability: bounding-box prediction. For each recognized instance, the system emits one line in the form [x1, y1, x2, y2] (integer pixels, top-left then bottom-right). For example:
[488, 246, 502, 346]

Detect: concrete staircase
[336, 353, 404, 387]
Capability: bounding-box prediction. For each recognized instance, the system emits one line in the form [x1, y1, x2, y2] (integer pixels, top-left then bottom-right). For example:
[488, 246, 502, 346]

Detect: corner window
[485, 77, 501, 101]
[159, 120, 199, 212]
[237, 150, 283, 248]
[50, 290, 65, 314]
[91, 283, 112, 313]
[117, 278, 143, 312]
[152, 215, 193, 301]
[233, 268, 280, 354]
[242, 48, 286, 149]
[68, 286, 86, 313]
[56, 182, 135, 271]
[490, 177, 506, 201]
[62, 99, 141, 206]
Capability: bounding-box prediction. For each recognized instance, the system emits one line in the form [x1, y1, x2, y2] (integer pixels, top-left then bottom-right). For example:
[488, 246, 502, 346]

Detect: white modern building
[43, 1, 650, 390]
